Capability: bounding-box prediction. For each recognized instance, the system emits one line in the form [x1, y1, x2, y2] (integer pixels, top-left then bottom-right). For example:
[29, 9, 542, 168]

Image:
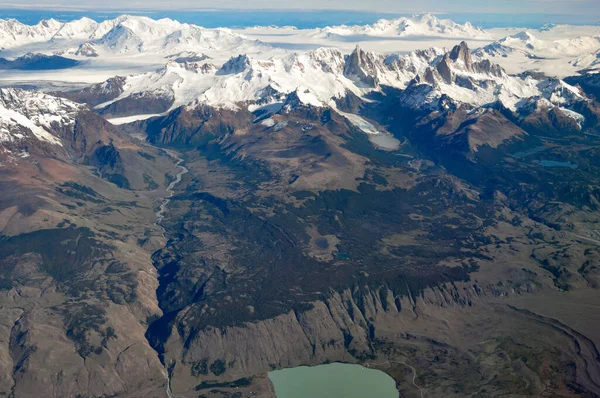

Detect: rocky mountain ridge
[61, 41, 588, 129]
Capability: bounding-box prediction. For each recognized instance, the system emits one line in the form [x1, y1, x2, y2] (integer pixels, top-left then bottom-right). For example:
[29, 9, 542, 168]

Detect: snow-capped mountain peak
[0, 88, 83, 151]
[0, 14, 269, 59]
[475, 29, 600, 76]
[51, 17, 99, 41]
[510, 31, 537, 42]
[500, 31, 542, 50]
[448, 41, 474, 67]
[304, 47, 345, 74]
[0, 18, 62, 48]
[403, 41, 584, 115]
[398, 13, 489, 38]
[100, 25, 143, 53]
[217, 54, 253, 75]
[314, 13, 491, 39]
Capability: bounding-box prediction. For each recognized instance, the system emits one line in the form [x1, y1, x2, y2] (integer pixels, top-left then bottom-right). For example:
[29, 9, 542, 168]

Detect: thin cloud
[0, 0, 598, 15]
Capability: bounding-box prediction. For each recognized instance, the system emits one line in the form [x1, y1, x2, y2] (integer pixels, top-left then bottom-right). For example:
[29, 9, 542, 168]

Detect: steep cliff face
[167, 284, 441, 380]
[172, 291, 374, 380]
[143, 104, 254, 147]
[164, 272, 600, 396]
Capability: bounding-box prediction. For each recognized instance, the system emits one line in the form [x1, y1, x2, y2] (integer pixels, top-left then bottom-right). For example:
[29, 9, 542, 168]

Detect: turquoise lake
[268, 363, 399, 398]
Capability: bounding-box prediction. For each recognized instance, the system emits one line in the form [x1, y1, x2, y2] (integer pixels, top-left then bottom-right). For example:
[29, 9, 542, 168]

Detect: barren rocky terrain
[0, 18, 599, 398]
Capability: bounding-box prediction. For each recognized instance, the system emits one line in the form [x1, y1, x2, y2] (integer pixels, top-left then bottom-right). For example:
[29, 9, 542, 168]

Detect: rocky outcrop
[144, 104, 254, 146]
[165, 277, 542, 394]
[433, 107, 527, 153]
[448, 41, 473, 68]
[343, 46, 380, 87]
[565, 72, 600, 99]
[57, 76, 126, 107]
[74, 42, 99, 57]
[98, 93, 174, 119]
[217, 54, 251, 75]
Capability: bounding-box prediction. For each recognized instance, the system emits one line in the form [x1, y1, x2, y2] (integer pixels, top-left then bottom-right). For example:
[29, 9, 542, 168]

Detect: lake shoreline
[268, 362, 400, 398]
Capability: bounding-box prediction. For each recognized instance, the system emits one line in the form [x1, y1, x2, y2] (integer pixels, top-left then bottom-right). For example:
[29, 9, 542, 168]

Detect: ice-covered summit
[0, 15, 269, 57]
[313, 13, 491, 39]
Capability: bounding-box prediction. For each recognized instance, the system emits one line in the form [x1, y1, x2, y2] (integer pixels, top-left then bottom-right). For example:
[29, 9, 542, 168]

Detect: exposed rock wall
[167, 281, 492, 392]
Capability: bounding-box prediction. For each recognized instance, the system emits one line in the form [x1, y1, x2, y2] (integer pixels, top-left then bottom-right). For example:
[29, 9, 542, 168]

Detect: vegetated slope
[0, 88, 181, 398]
[1, 26, 600, 398]
[137, 44, 600, 397]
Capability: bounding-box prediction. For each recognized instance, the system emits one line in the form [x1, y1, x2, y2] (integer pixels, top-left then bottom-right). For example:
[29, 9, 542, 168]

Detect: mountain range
[313, 13, 491, 39]
[57, 42, 589, 141]
[1, 12, 600, 398]
[0, 15, 268, 60]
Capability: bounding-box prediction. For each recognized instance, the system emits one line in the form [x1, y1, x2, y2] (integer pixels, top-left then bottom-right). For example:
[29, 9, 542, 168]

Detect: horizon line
[0, 5, 597, 18]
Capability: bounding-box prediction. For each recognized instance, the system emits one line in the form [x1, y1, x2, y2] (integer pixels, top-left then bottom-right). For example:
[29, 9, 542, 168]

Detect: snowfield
[0, 13, 598, 88]
[0, 13, 595, 151]
[311, 13, 492, 40]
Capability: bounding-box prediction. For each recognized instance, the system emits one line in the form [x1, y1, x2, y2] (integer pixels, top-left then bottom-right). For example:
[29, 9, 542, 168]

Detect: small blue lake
[533, 160, 578, 169]
[268, 363, 399, 398]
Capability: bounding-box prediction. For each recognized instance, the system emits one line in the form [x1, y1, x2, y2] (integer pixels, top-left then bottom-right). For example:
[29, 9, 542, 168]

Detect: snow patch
[260, 117, 275, 127]
[0, 103, 62, 145]
[107, 113, 162, 125]
[560, 108, 585, 127]
[0, 88, 82, 148]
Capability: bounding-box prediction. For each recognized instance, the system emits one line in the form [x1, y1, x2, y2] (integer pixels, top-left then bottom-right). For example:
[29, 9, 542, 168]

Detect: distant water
[533, 160, 578, 169]
[0, 9, 410, 28]
[0, 9, 598, 29]
[268, 363, 399, 398]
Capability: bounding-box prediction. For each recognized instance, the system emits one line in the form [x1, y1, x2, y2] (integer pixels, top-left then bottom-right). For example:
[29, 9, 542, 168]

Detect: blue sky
[2, 0, 599, 15]
[0, 0, 598, 29]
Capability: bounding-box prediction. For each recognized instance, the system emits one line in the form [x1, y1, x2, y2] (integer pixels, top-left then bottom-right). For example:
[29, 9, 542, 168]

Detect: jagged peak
[307, 47, 345, 74]
[346, 45, 381, 66]
[448, 41, 473, 67]
[309, 46, 344, 60]
[216, 54, 252, 75]
[282, 89, 301, 111]
[343, 47, 382, 87]
[255, 84, 284, 105]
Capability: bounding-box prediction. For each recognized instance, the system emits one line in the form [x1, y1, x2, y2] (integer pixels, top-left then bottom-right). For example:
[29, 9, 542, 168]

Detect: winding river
[152, 148, 188, 398]
[155, 148, 189, 234]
